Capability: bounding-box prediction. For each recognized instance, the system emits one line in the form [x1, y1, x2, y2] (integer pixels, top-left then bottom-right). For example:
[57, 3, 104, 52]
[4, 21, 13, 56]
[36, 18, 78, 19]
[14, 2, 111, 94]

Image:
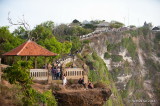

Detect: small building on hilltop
[95, 22, 110, 32]
[152, 26, 160, 32]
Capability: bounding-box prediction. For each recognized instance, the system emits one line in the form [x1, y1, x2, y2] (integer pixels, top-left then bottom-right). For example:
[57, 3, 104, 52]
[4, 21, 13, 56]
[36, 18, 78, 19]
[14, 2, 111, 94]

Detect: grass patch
[111, 55, 123, 62]
[104, 52, 111, 59]
[121, 37, 136, 58]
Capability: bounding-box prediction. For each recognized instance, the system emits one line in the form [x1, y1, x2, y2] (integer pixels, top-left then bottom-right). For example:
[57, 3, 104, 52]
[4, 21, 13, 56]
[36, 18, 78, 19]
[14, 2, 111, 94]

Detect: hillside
[76, 28, 160, 106]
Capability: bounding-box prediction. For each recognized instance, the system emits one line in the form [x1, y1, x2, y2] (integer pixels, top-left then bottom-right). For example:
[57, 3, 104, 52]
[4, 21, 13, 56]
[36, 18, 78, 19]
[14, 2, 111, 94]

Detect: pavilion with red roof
[3, 40, 57, 68]
[3, 40, 57, 56]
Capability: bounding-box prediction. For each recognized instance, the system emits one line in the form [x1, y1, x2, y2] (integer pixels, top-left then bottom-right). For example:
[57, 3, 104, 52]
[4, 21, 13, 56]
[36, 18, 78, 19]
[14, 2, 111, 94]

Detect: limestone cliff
[83, 29, 160, 106]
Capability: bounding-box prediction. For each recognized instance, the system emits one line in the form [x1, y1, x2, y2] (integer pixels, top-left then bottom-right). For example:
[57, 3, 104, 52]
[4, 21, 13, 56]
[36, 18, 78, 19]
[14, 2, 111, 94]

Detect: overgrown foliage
[83, 52, 124, 106]
[109, 21, 124, 28]
[121, 37, 136, 58]
[111, 55, 123, 62]
[104, 52, 111, 59]
[0, 26, 24, 55]
[3, 61, 57, 105]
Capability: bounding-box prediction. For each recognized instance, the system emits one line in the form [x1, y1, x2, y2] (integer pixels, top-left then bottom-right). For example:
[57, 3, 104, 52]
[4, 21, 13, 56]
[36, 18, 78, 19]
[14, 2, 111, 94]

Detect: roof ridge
[17, 40, 30, 55]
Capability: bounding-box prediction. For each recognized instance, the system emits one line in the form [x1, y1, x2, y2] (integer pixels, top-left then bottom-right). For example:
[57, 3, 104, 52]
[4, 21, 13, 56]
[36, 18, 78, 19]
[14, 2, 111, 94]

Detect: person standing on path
[63, 74, 67, 86]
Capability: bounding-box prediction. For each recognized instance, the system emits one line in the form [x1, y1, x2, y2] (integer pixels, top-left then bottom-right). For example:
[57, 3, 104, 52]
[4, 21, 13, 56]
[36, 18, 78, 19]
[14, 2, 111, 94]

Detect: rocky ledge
[53, 88, 112, 106]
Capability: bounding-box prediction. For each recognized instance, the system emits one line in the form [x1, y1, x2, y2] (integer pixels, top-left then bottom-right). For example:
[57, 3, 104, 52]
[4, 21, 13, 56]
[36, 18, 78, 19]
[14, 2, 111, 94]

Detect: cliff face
[84, 30, 160, 106]
[54, 88, 111, 106]
[54, 30, 160, 106]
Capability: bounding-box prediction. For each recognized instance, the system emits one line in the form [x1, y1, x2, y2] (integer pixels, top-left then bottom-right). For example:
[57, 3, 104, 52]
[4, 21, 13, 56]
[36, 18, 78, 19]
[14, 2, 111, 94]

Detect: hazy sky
[0, 0, 160, 31]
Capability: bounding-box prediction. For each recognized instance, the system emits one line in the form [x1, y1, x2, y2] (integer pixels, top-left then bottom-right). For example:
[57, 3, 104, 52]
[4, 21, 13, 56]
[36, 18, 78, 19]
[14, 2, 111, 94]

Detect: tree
[8, 12, 32, 39]
[3, 61, 57, 105]
[83, 24, 96, 30]
[31, 24, 53, 40]
[90, 20, 105, 25]
[72, 19, 80, 23]
[110, 21, 124, 28]
[3, 61, 34, 104]
[41, 21, 54, 30]
[53, 24, 71, 36]
[42, 37, 72, 55]
[70, 36, 82, 53]
[13, 26, 28, 39]
[0, 26, 23, 55]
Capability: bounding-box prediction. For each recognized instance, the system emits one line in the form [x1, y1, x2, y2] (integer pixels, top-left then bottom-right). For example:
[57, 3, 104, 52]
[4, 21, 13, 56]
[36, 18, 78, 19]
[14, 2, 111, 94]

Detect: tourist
[56, 67, 61, 80]
[63, 74, 67, 86]
[51, 67, 56, 80]
[81, 77, 85, 85]
[42, 64, 46, 69]
[88, 81, 94, 89]
[78, 78, 82, 84]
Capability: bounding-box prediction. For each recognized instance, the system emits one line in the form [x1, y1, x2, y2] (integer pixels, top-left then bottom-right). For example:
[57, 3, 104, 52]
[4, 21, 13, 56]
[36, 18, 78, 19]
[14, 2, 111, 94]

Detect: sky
[0, 0, 160, 31]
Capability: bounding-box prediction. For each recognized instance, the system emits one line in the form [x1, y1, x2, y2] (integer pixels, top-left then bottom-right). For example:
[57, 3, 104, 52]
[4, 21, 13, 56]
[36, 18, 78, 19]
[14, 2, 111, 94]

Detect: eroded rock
[53, 88, 111, 106]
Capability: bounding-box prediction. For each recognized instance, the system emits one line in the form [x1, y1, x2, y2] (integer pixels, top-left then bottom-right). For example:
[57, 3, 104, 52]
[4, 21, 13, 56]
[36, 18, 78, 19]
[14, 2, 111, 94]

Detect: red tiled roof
[3, 40, 57, 56]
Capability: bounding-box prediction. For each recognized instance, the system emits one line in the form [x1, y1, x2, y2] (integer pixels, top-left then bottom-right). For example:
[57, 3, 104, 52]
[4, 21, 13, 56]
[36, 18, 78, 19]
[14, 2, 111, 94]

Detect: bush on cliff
[3, 61, 57, 106]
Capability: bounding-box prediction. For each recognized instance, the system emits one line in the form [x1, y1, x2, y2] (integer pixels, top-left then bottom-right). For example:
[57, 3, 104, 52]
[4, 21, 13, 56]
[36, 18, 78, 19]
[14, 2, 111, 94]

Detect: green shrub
[42, 90, 57, 106]
[65, 62, 73, 67]
[125, 30, 138, 37]
[111, 55, 123, 62]
[3, 61, 57, 106]
[83, 40, 90, 44]
[121, 37, 136, 58]
[138, 27, 150, 36]
[104, 52, 111, 59]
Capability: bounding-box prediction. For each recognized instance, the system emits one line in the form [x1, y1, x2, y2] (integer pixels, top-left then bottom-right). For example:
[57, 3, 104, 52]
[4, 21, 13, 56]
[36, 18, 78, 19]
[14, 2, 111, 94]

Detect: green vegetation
[124, 30, 138, 37]
[139, 39, 152, 53]
[104, 52, 111, 59]
[104, 52, 123, 62]
[83, 40, 90, 44]
[83, 24, 96, 30]
[72, 19, 80, 23]
[83, 52, 123, 106]
[109, 21, 124, 28]
[121, 37, 136, 58]
[111, 55, 123, 62]
[0, 26, 24, 55]
[138, 26, 150, 37]
[65, 62, 73, 68]
[3, 61, 57, 106]
[107, 43, 118, 52]
[154, 32, 160, 52]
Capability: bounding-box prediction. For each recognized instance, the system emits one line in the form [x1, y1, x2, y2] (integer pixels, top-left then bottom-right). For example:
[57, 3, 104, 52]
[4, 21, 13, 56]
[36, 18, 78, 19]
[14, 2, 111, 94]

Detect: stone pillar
[34, 56, 37, 69]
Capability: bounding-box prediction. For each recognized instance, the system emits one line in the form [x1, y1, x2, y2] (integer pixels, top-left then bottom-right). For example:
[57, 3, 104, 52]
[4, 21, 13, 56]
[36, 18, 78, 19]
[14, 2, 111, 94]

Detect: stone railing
[80, 28, 109, 40]
[30, 69, 48, 80]
[64, 68, 84, 79]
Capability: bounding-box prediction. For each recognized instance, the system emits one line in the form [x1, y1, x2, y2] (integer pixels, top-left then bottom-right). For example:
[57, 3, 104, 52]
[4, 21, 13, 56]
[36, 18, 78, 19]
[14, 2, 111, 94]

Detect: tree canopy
[0, 26, 24, 55]
[109, 21, 124, 28]
[3, 61, 57, 105]
[72, 19, 80, 23]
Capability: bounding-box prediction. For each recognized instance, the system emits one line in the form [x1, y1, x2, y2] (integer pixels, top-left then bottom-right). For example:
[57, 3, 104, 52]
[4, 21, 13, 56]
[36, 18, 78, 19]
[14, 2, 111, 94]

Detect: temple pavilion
[2, 40, 57, 81]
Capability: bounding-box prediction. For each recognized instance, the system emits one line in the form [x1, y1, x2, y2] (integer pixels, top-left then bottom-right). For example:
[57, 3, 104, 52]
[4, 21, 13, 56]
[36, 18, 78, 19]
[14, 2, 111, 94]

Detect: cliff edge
[54, 88, 112, 106]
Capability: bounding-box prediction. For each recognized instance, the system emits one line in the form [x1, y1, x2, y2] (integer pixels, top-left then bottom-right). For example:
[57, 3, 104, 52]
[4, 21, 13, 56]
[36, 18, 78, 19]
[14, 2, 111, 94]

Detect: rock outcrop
[54, 88, 111, 106]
